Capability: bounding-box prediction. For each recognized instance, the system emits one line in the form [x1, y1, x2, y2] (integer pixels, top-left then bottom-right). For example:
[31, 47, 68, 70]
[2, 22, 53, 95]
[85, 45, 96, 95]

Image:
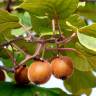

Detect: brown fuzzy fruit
[0, 70, 5, 81]
[28, 60, 51, 84]
[51, 56, 73, 79]
[15, 65, 29, 84]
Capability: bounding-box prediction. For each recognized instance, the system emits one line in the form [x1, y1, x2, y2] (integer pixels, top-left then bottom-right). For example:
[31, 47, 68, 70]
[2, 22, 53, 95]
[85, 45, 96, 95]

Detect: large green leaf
[0, 10, 21, 33]
[65, 15, 96, 37]
[30, 14, 52, 35]
[18, 0, 79, 34]
[15, 11, 32, 27]
[66, 50, 92, 71]
[66, 16, 96, 37]
[77, 32, 96, 52]
[64, 70, 96, 95]
[77, 2, 96, 22]
[75, 42, 96, 70]
[19, 0, 79, 19]
[79, 23, 96, 37]
[62, 39, 93, 71]
[0, 82, 68, 96]
[65, 40, 96, 71]
[65, 14, 86, 35]
[66, 14, 86, 29]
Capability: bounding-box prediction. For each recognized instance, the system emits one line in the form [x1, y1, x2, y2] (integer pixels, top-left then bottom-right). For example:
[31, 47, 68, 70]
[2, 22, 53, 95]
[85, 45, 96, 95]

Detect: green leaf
[0, 30, 15, 44]
[16, 11, 32, 26]
[77, 32, 96, 52]
[66, 49, 92, 71]
[0, 82, 68, 96]
[18, 0, 79, 34]
[66, 14, 86, 29]
[61, 14, 86, 36]
[63, 40, 92, 71]
[11, 28, 26, 36]
[77, 2, 96, 22]
[79, 23, 96, 37]
[75, 43, 96, 70]
[0, 2, 6, 8]
[0, 48, 10, 59]
[0, 10, 21, 33]
[64, 70, 95, 95]
[1, 59, 13, 67]
[30, 14, 52, 35]
[19, 0, 79, 19]
[75, 88, 91, 96]
[15, 39, 37, 55]
[66, 40, 96, 71]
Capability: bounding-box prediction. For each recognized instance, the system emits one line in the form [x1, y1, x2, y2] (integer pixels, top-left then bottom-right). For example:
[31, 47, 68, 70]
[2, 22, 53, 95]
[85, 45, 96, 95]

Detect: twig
[0, 33, 76, 48]
[56, 33, 77, 44]
[6, 0, 12, 12]
[0, 65, 14, 72]
[46, 47, 81, 55]
[15, 43, 43, 68]
[3, 47, 17, 66]
[0, 36, 23, 47]
[57, 19, 62, 38]
[52, 19, 56, 36]
[10, 44, 17, 65]
[0, 32, 77, 50]
[46, 47, 75, 51]
[12, 43, 27, 56]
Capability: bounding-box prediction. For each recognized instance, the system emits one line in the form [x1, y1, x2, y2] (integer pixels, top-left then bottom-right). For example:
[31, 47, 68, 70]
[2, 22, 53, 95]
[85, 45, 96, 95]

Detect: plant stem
[6, 0, 12, 12]
[12, 43, 27, 56]
[57, 32, 77, 44]
[56, 18, 62, 38]
[0, 36, 23, 47]
[4, 47, 17, 66]
[46, 47, 75, 51]
[52, 19, 56, 36]
[10, 44, 17, 65]
[46, 47, 81, 55]
[15, 43, 43, 68]
[0, 33, 76, 47]
[0, 65, 14, 72]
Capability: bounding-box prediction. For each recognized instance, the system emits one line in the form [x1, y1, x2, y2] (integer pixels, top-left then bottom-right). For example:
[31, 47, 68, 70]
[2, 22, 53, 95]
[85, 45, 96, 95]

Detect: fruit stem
[41, 45, 46, 59]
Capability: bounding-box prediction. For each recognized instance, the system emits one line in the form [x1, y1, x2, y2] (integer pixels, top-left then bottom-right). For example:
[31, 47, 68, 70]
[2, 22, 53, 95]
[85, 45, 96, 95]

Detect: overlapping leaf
[65, 41, 93, 71]
[77, 32, 96, 52]
[18, 0, 79, 34]
[19, 0, 79, 19]
[64, 70, 96, 95]
[0, 10, 20, 33]
[79, 23, 96, 37]
[77, 2, 96, 22]
[0, 82, 68, 96]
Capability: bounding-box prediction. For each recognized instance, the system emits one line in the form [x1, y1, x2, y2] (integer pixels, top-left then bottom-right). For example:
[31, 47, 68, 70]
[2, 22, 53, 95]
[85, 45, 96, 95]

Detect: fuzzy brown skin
[0, 70, 5, 81]
[51, 56, 73, 79]
[28, 60, 52, 84]
[15, 65, 29, 84]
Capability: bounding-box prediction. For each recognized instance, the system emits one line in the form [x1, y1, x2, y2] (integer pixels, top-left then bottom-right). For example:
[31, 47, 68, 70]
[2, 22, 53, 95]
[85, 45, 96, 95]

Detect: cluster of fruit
[0, 56, 73, 85]
[15, 56, 73, 85]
